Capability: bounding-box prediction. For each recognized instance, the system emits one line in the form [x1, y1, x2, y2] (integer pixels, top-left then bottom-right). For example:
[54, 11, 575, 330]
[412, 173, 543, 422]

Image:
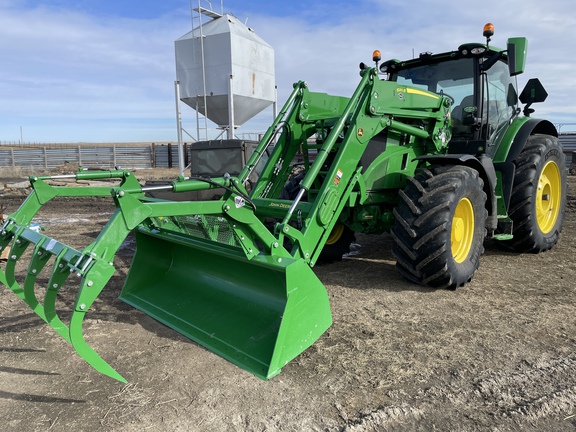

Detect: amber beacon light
[483, 22, 494, 38]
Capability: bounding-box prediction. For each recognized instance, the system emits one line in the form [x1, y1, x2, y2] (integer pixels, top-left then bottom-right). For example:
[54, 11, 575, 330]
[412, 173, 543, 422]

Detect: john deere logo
[358, 127, 364, 137]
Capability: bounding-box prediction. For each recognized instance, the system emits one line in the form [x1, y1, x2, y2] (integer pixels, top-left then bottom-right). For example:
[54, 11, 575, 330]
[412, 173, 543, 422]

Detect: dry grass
[132, 167, 182, 180]
[0, 166, 53, 178]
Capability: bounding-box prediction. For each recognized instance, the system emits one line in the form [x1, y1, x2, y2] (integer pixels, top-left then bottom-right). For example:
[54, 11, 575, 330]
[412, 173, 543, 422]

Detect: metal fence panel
[560, 134, 576, 168]
[0, 145, 153, 170]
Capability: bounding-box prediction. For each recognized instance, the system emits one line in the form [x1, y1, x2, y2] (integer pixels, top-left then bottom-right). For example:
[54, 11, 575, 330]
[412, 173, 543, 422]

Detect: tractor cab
[379, 23, 545, 156]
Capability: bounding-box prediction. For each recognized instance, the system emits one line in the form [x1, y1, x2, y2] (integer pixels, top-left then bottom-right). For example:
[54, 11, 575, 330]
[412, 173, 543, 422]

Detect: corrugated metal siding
[560, 134, 576, 151]
[153, 143, 189, 168]
[0, 145, 153, 169]
[560, 134, 576, 168]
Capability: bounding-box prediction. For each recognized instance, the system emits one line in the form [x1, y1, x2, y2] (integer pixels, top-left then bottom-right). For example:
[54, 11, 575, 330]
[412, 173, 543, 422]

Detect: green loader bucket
[120, 228, 332, 379]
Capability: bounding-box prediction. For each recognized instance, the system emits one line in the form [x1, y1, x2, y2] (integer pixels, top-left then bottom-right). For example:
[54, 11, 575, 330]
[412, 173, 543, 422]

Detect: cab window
[483, 60, 517, 143]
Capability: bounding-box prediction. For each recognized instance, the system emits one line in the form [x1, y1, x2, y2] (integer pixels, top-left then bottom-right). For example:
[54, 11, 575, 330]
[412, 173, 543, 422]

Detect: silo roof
[176, 14, 272, 48]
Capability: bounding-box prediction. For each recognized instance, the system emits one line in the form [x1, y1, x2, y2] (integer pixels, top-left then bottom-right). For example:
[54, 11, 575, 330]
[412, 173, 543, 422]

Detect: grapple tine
[0, 229, 11, 287]
[69, 310, 127, 383]
[44, 248, 73, 342]
[4, 230, 30, 300]
[23, 238, 53, 319]
[69, 259, 127, 383]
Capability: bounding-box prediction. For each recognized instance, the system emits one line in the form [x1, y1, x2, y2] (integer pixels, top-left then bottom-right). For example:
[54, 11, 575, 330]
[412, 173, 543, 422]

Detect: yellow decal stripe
[406, 88, 439, 99]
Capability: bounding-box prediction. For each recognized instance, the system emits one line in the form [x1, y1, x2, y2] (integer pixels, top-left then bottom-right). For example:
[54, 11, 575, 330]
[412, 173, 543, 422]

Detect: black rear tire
[500, 134, 566, 253]
[391, 165, 487, 289]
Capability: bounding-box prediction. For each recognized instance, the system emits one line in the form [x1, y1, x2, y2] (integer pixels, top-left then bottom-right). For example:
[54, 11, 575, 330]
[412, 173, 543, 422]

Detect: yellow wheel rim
[326, 224, 344, 245]
[536, 160, 562, 234]
[451, 198, 474, 263]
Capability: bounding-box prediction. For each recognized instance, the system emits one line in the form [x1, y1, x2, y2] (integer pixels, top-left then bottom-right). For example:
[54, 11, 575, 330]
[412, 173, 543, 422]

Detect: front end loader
[0, 24, 566, 382]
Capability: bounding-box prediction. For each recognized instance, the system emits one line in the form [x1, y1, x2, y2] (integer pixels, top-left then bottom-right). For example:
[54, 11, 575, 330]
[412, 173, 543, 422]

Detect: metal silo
[175, 8, 275, 138]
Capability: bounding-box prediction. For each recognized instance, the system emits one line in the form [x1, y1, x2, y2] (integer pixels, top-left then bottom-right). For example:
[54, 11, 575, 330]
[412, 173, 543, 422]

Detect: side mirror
[519, 78, 548, 116]
[507, 37, 527, 76]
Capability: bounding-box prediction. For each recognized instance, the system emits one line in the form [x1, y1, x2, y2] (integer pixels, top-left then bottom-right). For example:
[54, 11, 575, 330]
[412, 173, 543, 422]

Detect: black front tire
[280, 168, 355, 264]
[391, 165, 487, 289]
[318, 224, 355, 264]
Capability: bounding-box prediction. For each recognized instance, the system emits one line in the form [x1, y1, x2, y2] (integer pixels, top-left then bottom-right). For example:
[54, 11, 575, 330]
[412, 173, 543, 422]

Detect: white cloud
[248, 0, 576, 124]
[0, 0, 575, 143]
[0, 3, 187, 142]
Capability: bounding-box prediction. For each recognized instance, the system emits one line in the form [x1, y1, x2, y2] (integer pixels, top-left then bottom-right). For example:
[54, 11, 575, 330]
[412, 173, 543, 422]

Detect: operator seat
[451, 95, 475, 125]
[451, 95, 475, 140]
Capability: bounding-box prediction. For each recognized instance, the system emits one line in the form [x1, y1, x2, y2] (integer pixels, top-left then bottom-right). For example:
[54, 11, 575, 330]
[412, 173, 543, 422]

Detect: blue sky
[1, 0, 575, 143]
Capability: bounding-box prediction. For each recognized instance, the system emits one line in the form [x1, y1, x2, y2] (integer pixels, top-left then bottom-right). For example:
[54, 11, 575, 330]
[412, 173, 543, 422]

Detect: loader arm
[246, 68, 452, 265]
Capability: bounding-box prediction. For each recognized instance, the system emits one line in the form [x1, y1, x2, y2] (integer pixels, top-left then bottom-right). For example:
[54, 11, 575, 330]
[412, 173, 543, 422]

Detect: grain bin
[175, 12, 275, 130]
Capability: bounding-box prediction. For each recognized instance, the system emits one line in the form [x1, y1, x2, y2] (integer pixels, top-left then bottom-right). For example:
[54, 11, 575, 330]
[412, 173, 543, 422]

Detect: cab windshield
[393, 58, 475, 114]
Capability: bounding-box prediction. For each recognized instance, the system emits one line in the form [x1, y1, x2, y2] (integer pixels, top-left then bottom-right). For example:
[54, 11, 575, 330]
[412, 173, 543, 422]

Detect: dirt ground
[0, 171, 575, 432]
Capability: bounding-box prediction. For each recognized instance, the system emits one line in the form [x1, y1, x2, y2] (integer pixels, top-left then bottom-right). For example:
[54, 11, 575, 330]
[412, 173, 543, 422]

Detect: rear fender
[492, 118, 558, 211]
[493, 117, 558, 164]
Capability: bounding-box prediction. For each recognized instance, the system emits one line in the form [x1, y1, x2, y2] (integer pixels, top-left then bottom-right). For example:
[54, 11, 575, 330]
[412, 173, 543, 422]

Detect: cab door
[481, 59, 518, 154]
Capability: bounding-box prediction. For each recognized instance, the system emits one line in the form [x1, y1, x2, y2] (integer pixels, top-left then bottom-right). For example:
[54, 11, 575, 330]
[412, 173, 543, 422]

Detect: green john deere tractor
[0, 24, 566, 382]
